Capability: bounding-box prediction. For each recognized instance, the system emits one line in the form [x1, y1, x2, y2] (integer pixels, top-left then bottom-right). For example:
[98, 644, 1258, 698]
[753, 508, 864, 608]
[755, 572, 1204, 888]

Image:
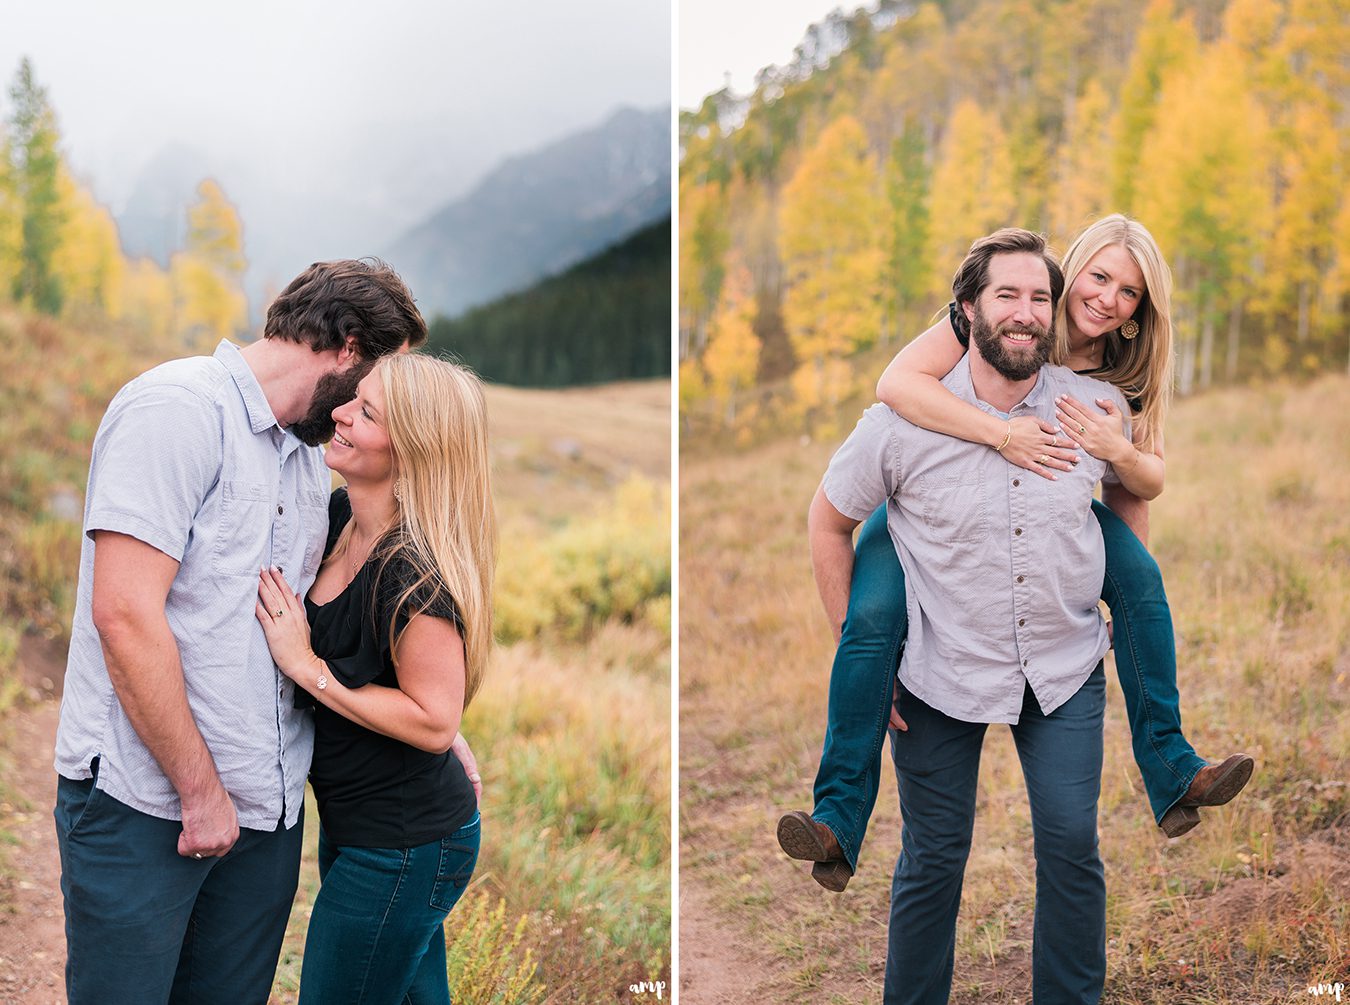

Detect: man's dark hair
[949, 229, 1064, 341]
[264, 259, 427, 359]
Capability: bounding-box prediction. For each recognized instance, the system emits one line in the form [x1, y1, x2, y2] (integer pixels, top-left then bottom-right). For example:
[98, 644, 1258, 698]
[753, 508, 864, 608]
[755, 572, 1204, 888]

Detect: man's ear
[339, 334, 360, 363]
[960, 300, 976, 323]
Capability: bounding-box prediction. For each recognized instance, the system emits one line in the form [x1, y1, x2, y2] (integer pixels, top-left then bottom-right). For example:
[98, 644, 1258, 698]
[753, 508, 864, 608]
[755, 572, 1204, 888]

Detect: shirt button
[1022, 658, 1028, 667]
[1014, 528, 1023, 536]
[1018, 618, 1026, 626]
[1017, 575, 1025, 583]
[1013, 479, 1021, 487]
[277, 504, 284, 515]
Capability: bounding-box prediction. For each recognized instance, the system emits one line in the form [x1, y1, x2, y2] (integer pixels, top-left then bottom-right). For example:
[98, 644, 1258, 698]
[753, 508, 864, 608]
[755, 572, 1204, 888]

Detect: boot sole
[776, 811, 834, 861]
[1188, 754, 1255, 807]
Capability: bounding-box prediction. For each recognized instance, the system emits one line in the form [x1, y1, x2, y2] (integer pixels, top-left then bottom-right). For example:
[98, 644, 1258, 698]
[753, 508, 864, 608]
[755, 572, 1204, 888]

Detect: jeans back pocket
[429, 814, 481, 913]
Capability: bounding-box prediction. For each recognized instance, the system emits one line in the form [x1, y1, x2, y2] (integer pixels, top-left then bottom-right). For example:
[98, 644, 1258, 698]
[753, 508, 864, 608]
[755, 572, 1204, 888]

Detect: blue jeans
[811, 501, 1205, 871]
[54, 767, 302, 1005]
[298, 814, 481, 1005]
[885, 667, 1108, 1005]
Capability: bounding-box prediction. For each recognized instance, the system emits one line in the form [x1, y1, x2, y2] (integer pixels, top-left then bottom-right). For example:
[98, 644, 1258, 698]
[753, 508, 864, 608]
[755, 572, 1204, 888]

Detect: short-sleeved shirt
[304, 488, 476, 848]
[822, 355, 1129, 724]
[55, 340, 327, 830]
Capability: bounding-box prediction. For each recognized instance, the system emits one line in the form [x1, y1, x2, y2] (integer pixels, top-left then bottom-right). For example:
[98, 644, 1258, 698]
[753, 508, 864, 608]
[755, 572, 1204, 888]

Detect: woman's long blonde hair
[370, 353, 496, 708]
[1054, 214, 1175, 449]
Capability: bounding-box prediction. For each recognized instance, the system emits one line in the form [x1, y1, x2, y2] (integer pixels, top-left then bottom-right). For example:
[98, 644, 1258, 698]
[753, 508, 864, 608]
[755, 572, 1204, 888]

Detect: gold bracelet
[994, 422, 1012, 453]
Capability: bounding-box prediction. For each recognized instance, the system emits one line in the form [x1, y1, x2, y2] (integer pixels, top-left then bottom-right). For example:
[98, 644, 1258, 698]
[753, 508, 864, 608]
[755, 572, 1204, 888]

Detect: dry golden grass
[487, 380, 670, 532]
[679, 374, 1350, 1003]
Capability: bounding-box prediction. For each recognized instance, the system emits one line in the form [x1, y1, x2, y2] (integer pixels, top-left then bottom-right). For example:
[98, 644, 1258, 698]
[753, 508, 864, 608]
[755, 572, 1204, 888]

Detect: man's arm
[808, 484, 862, 643]
[91, 531, 238, 858]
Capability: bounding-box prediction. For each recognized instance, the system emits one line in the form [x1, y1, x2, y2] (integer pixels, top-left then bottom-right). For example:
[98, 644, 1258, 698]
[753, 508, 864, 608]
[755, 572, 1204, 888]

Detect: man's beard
[289, 362, 374, 446]
[969, 307, 1054, 382]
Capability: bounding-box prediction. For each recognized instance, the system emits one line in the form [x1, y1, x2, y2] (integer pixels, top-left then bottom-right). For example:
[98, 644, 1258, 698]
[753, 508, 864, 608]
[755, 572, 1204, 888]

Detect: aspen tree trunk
[1226, 302, 1243, 382]
[1200, 310, 1215, 389]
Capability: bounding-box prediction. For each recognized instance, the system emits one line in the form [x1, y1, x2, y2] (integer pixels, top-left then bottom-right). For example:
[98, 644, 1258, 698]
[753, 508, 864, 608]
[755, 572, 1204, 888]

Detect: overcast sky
[679, 0, 856, 109]
[0, 0, 672, 212]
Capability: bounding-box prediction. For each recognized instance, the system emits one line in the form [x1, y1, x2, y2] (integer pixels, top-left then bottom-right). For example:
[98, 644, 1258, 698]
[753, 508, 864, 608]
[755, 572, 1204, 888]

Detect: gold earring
[393, 478, 404, 502]
[1119, 319, 1139, 340]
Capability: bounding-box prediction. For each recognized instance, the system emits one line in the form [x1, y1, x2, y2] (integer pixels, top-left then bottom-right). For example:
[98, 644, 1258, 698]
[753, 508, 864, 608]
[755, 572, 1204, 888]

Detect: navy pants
[54, 771, 302, 1005]
[884, 668, 1108, 1005]
[298, 814, 481, 1005]
[812, 501, 1206, 872]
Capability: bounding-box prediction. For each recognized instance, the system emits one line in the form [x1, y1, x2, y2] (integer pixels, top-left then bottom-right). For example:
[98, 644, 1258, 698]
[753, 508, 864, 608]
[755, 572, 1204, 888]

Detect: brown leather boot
[1181, 753, 1254, 807]
[1157, 753, 1254, 838]
[777, 811, 853, 891]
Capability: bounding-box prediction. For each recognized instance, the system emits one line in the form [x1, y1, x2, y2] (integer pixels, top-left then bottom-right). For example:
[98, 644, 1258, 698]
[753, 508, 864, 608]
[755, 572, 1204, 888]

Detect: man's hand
[450, 732, 482, 804]
[890, 677, 909, 732]
[177, 779, 240, 859]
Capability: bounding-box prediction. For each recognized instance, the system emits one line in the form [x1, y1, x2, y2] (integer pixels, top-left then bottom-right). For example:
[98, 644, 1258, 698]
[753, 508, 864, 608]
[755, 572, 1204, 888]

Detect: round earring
[1119, 319, 1140, 340]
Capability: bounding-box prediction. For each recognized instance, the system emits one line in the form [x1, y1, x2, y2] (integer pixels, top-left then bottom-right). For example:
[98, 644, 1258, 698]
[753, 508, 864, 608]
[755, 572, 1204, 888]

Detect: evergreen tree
[8, 58, 65, 314]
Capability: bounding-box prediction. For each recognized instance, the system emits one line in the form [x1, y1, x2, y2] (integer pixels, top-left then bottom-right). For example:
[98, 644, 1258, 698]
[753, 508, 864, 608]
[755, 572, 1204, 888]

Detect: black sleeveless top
[303, 488, 477, 847]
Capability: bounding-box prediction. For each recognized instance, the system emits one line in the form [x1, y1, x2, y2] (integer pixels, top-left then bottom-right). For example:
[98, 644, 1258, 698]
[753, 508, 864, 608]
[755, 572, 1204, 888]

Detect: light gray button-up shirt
[55, 340, 328, 829]
[822, 356, 1129, 724]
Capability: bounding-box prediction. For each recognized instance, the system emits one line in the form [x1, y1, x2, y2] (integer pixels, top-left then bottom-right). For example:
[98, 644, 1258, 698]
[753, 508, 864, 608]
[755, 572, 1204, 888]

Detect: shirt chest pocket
[212, 480, 273, 577]
[920, 477, 988, 545]
[300, 489, 329, 580]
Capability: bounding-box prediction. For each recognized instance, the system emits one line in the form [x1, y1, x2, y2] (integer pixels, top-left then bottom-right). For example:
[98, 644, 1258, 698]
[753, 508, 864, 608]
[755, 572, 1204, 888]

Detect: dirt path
[677, 881, 775, 1003]
[0, 698, 65, 1004]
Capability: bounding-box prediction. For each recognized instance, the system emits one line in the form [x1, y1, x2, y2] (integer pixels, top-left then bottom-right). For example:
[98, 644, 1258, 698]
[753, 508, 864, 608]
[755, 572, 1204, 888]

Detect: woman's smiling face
[326, 370, 394, 485]
[1065, 243, 1146, 343]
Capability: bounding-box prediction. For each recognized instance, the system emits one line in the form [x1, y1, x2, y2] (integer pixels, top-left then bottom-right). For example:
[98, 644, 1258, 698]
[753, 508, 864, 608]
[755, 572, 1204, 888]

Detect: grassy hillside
[679, 375, 1350, 1003]
[0, 307, 671, 1002]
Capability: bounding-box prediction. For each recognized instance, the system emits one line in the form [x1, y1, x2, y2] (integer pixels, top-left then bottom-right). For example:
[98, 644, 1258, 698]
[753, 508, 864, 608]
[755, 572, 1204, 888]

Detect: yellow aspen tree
[702, 261, 761, 427]
[1111, 0, 1198, 212]
[678, 177, 728, 360]
[1134, 44, 1271, 390]
[1049, 79, 1113, 249]
[121, 257, 175, 346]
[926, 99, 1016, 301]
[778, 114, 885, 421]
[170, 179, 247, 349]
[0, 122, 20, 299]
[51, 169, 125, 318]
[1260, 104, 1340, 349]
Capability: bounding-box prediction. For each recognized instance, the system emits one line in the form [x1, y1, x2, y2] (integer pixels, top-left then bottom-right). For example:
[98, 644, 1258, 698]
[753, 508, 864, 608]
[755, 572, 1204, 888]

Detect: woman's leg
[299, 817, 480, 1005]
[406, 815, 480, 1005]
[809, 504, 909, 872]
[1093, 500, 1207, 826]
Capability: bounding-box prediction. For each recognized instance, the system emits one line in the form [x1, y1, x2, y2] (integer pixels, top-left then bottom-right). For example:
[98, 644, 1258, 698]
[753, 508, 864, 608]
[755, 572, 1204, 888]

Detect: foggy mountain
[385, 104, 671, 320]
[113, 104, 670, 326]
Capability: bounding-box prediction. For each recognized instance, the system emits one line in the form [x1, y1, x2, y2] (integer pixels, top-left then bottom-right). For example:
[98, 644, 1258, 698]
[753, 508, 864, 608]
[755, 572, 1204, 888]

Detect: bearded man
[53, 260, 480, 1004]
[806, 229, 1127, 1004]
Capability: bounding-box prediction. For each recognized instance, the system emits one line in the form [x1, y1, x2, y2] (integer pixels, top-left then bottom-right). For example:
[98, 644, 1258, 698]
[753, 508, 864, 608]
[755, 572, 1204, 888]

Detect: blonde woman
[778, 216, 1252, 891]
[256, 353, 495, 1004]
